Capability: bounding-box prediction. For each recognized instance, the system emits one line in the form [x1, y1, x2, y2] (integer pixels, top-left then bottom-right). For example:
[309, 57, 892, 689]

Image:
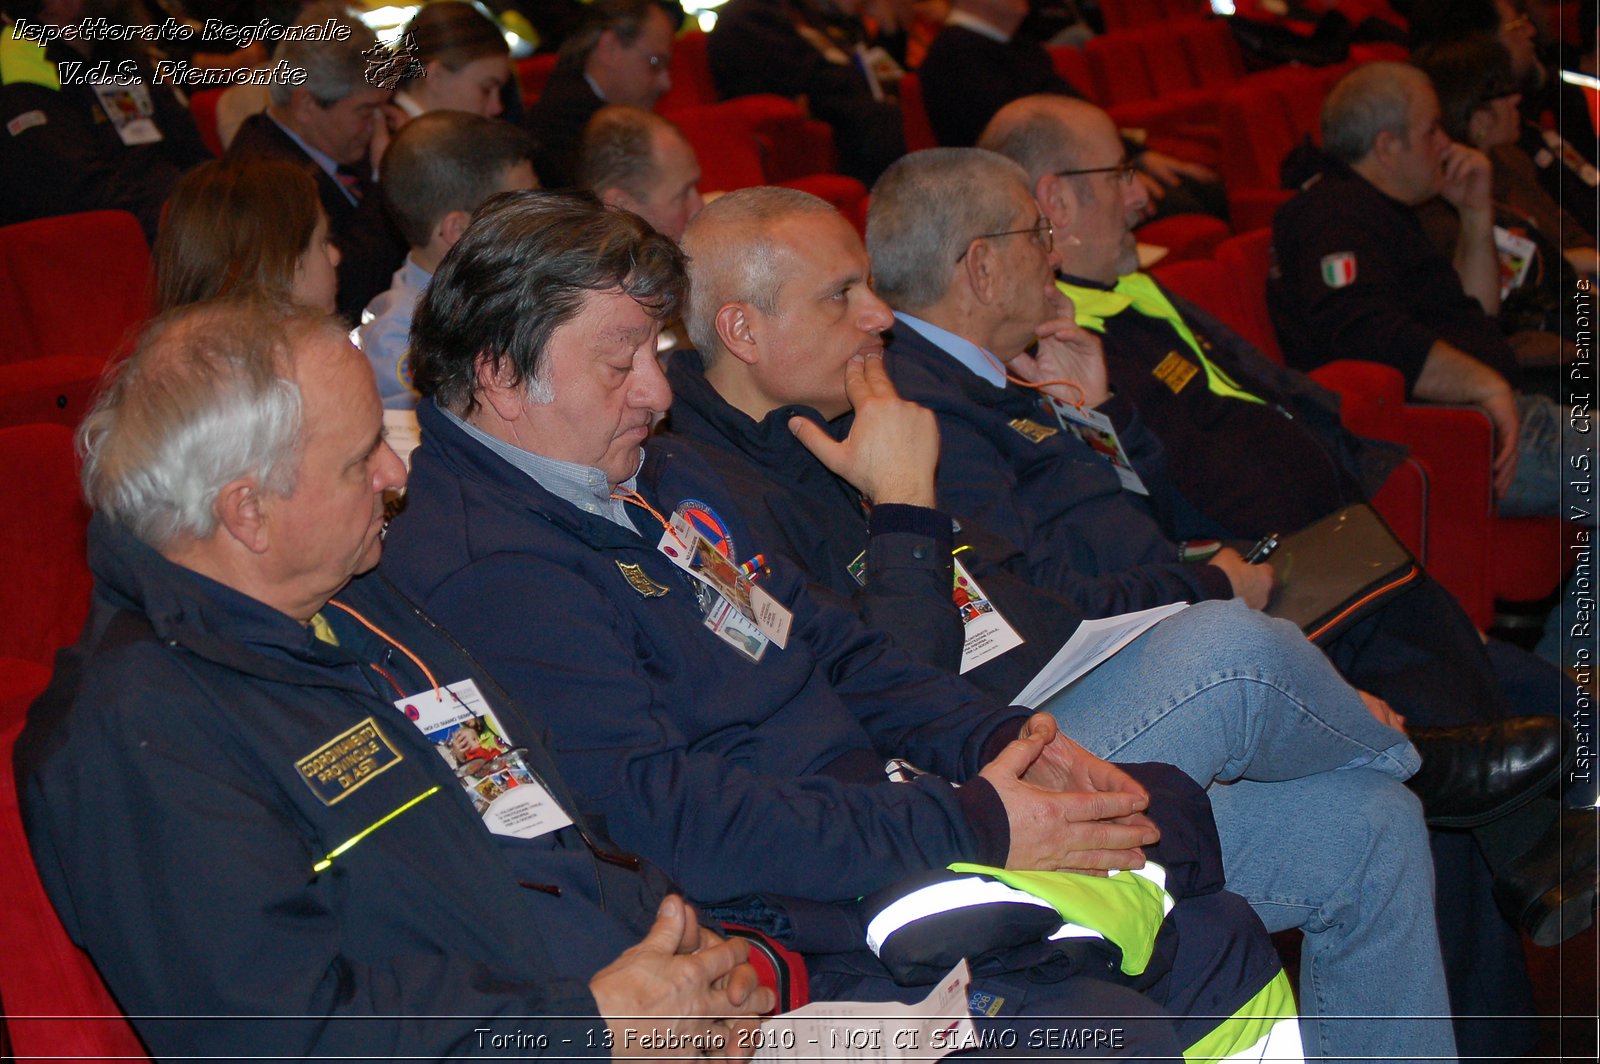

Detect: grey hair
[270, 3, 379, 108]
[577, 105, 676, 202]
[78, 302, 336, 550]
[680, 186, 838, 363]
[866, 148, 1031, 312]
[1322, 62, 1433, 164]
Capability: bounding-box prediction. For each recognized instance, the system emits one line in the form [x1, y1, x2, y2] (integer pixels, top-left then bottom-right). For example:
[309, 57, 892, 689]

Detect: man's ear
[599, 185, 639, 213]
[1037, 173, 1082, 239]
[435, 209, 473, 251]
[1371, 127, 1402, 166]
[213, 477, 270, 555]
[283, 86, 319, 127]
[963, 237, 1001, 306]
[474, 353, 527, 421]
[713, 303, 760, 366]
[1465, 110, 1493, 149]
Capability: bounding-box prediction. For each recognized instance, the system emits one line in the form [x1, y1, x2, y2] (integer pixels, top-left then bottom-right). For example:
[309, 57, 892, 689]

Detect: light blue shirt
[356, 256, 432, 410]
[895, 313, 1008, 390]
[438, 406, 639, 534]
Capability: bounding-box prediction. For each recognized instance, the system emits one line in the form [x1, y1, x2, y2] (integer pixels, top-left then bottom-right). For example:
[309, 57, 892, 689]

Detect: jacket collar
[884, 323, 1040, 418]
[86, 515, 371, 689]
[414, 398, 649, 552]
[665, 349, 848, 462]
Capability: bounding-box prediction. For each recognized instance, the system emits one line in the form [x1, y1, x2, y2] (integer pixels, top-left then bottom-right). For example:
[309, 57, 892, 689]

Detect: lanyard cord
[978, 346, 1087, 409]
[610, 488, 689, 552]
[325, 599, 442, 699]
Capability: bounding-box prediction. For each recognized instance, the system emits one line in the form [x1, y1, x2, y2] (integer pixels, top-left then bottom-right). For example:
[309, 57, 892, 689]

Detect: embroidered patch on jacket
[1320, 252, 1357, 288]
[968, 989, 1006, 1017]
[1007, 417, 1059, 443]
[1151, 351, 1198, 395]
[6, 110, 46, 136]
[296, 717, 403, 806]
[617, 560, 670, 597]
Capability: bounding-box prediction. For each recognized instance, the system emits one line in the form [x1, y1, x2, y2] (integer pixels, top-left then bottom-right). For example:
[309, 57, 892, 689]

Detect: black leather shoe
[1491, 809, 1599, 947]
[1408, 717, 1568, 829]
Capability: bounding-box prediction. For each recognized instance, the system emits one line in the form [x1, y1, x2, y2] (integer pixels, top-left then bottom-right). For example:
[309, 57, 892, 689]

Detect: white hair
[78, 304, 326, 550]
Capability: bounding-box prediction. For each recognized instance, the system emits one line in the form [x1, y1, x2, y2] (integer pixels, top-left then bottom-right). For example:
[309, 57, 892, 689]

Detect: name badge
[394, 678, 574, 839]
[953, 556, 1024, 673]
[658, 512, 793, 654]
[1047, 397, 1149, 496]
[91, 82, 163, 145]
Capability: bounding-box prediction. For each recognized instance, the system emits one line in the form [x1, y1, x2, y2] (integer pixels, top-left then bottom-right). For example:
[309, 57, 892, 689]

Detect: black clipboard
[1262, 504, 1421, 645]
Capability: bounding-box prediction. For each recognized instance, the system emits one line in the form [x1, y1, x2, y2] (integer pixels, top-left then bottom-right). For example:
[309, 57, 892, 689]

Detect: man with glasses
[524, 0, 677, 188]
[383, 189, 1312, 1060]
[653, 180, 1488, 1064]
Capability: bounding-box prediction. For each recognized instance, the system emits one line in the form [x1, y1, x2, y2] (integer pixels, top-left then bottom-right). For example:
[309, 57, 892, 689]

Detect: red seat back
[0, 424, 138, 1059]
[656, 28, 718, 114]
[1085, 32, 1157, 105]
[187, 87, 226, 157]
[897, 72, 938, 151]
[1213, 228, 1284, 363]
[1, 722, 151, 1061]
[0, 424, 91, 670]
[0, 211, 152, 367]
[1048, 45, 1094, 99]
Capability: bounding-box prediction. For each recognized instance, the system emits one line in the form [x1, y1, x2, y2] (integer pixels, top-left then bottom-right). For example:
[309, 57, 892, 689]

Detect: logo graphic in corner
[363, 33, 424, 90]
[1320, 252, 1357, 288]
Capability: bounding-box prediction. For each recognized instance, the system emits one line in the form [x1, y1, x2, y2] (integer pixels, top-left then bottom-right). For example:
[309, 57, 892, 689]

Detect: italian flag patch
[1320, 252, 1357, 288]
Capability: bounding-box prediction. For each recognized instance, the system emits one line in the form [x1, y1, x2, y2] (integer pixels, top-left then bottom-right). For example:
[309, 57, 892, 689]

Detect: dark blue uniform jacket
[383, 400, 1027, 920]
[658, 349, 1092, 704]
[16, 518, 669, 1060]
[883, 325, 1235, 616]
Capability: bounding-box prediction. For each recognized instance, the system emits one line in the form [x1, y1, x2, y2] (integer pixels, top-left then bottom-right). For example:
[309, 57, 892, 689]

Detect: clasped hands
[982, 711, 1161, 874]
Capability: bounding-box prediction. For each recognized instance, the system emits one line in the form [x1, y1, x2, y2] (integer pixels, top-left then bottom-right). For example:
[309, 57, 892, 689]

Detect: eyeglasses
[1054, 159, 1139, 184]
[956, 216, 1054, 262]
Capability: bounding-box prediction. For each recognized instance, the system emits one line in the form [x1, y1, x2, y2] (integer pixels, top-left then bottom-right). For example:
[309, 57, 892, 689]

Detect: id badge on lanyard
[394, 678, 574, 839]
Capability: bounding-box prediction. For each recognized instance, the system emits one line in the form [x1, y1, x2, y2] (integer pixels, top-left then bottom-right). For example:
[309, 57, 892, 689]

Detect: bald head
[978, 94, 1117, 188]
[681, 186, 839, 363]
[981, 94, 1145, 283]
[579, 106, 703, 240]
[866, 147, 1035, 312]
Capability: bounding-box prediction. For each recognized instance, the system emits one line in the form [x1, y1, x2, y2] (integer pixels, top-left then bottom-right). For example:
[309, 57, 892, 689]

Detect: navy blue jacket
[383, 400, 1026, 914]
[883, 325, 1235, 616]
[1060, 275, 1406, 538]
[16, 518, 667, 1060]
[1269, 161, 1522, 391]
[658, 350, 1091, 704]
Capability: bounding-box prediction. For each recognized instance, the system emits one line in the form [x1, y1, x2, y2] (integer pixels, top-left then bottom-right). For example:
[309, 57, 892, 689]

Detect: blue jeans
[1496, 394, 1597, 670]
[1499, 392, 1592, 523]
[1040, 599, 1457, 1064]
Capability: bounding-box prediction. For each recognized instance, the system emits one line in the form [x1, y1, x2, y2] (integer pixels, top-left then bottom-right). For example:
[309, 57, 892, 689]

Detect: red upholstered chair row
[0, 423, 145, 1059]
[0, 211, 149, 429]
[1164, 231, 1571, 627]
[1097, 0, 1210, 32]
